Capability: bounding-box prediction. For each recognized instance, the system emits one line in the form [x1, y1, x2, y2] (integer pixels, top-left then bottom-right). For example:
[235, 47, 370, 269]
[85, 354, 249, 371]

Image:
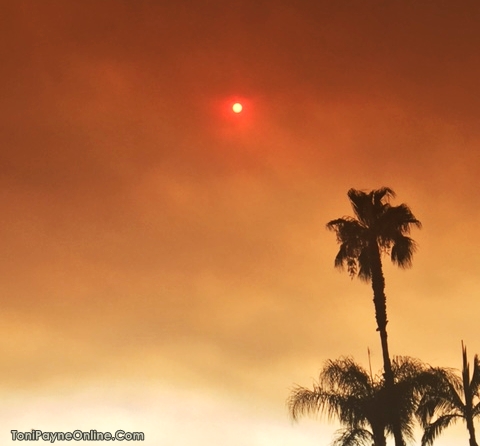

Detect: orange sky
[1, 1, 480, 444]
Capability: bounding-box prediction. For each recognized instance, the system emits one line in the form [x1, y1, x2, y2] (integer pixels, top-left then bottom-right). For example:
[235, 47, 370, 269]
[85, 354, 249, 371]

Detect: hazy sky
[2, 1, 480, 444]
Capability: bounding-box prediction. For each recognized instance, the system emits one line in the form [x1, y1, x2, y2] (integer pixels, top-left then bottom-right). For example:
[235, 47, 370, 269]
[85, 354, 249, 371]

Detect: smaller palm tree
[288, 356, 432, 446]
[417, 342, 480, 446]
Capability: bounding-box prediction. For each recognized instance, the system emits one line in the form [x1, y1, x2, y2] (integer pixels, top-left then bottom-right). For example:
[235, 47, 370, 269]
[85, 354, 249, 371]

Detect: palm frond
[423, 365, 464, 409]
[417, 396, 436, 427]
[334, 244, 348, 268]
[357, 248, 372, 281]
[472, 401, 480, 418]
[347, 188, 395, 227]
[327, 218, 367, 278]
[390, 235, 417, 268]
[399, 418, 415, 443]
[388, 358, 425, 443]
[333, 244, 361, 279]
[288, 385, 367, 427]
[432, 374, 465, 415]
[288, 385, 333, 422]
[326, 218, 366, 247]
[392, 356, 425, 379]
[470, 354, 480, 396]
[331, 427, 374, 446]
[404, 366, 454, 425]
[347, 189, 374, 226]
[374, 187, 396, 198]
[321, 358, 374, 398]
[378, 203, 422, 235]
[421, 414, 460, 446]
[372, 187, 396, 210]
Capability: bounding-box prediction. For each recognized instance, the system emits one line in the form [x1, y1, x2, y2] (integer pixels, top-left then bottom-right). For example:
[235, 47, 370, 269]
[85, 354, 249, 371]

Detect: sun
[232, 102, 243, 113]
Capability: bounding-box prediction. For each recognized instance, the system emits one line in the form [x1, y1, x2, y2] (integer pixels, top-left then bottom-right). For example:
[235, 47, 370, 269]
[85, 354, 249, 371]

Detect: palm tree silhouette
[288, 356, 433, 446]
[417, 342, 480, 446]
[327, 188, 421, 446]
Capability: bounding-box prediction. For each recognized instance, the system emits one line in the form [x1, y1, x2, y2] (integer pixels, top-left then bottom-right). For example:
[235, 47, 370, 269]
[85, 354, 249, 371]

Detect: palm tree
[327, 188, 421, 446]
[417, 342, 480, 446]
[288, 356, 433, 446]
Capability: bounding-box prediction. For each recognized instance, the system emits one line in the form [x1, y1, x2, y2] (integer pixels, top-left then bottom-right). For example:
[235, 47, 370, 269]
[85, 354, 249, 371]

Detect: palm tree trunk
[466, 417, 478, 446]
[464, 385, 478, 446]
[371, 423, 387, 446]
[462, 343, 479, 446]
[369, 241, 405, 446]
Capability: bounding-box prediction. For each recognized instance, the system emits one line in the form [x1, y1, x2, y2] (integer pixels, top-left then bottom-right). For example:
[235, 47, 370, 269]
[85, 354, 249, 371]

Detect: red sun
[232, 102, 243, 113]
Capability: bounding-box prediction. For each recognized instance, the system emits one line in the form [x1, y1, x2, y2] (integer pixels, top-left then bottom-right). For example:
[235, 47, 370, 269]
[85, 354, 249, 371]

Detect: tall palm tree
[327, 188, 421, 446]
[417, 342, 480, 446]
[288, 356, 433, 446]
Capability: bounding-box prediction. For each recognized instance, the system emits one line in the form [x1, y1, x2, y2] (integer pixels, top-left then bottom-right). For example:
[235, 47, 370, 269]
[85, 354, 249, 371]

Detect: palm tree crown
[288, 356, 435, 446]
[326, 187, 421, 280]
[417, 342, 480, 446]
